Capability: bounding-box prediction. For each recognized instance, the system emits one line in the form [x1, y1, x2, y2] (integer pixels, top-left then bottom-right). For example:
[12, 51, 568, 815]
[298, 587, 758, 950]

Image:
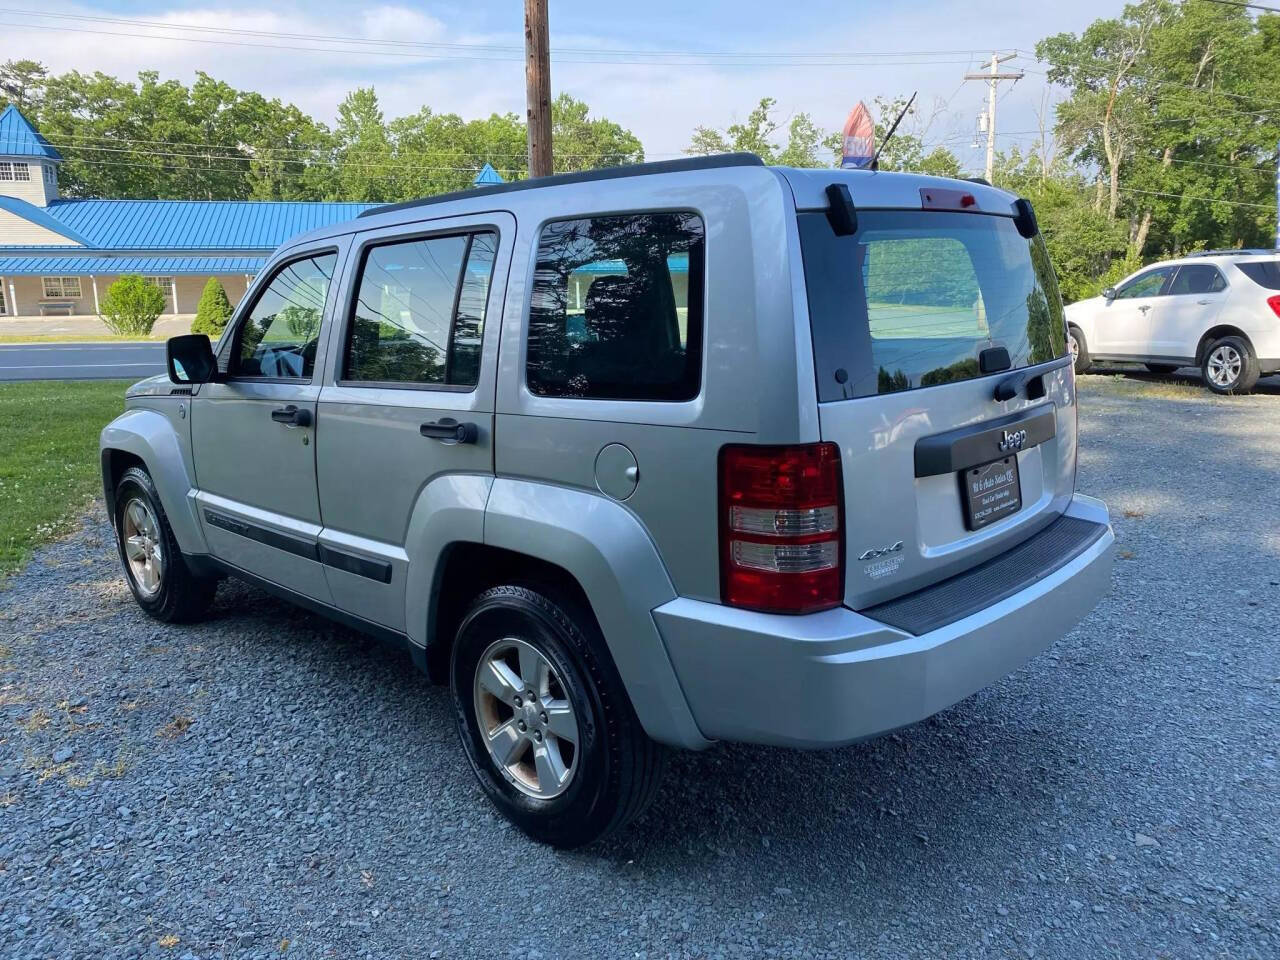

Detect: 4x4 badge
[859, 540, 904, 562]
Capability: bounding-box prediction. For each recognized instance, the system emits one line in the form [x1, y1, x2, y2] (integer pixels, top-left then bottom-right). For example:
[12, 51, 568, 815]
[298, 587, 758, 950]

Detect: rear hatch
[791, 175, 1077, 609]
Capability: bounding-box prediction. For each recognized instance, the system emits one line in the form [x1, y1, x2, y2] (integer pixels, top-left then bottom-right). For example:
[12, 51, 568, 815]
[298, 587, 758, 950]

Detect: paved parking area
[1, 372, 1277, 959]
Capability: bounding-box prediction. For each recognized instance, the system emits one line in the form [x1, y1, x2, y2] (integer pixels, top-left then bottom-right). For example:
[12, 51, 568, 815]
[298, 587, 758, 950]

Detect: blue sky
[5, 1, 1126, 170]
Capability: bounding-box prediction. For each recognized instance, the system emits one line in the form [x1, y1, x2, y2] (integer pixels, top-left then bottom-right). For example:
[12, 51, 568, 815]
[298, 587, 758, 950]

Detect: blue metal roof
[0, 196, 93, 245]
[0, 105, 62, 160]
[0, 255, 266, 275]
[473, 163, 505, 186]
[16, 199, 375, 251]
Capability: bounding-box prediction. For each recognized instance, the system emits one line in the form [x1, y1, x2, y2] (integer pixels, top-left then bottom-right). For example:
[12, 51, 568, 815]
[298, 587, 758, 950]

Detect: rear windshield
[1235, 260, 1280, 290]
[798, 208, 1067, 401]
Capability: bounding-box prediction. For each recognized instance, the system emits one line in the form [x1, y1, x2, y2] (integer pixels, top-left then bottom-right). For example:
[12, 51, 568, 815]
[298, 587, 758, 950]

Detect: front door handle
[1196, 299, 1212, 305]
[270, 404, 312, 427]
[1138, 304, 1151, 313]
[420, 417, 478, 444]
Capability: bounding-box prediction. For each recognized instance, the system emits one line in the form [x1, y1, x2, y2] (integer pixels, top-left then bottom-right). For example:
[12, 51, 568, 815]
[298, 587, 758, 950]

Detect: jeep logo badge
[999, 428, 1028, 452]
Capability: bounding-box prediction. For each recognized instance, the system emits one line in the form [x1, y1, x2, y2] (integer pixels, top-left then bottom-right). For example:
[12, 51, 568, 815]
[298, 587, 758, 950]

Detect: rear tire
[1201, 336, 1259, 395]
[1068, 326, 1091, 375]
[113, 466, 217, 622]
[1144, 363, 1179, 375]
[450, 584, 666, 848]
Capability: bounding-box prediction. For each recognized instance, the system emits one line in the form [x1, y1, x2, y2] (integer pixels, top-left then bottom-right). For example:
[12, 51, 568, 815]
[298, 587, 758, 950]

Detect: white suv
[1064, 251, 1280, 393]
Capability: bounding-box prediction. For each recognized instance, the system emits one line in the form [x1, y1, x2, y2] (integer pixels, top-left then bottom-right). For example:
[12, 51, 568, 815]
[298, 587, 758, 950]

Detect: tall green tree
[0, 59, 47, 112]
[685, 97, 840, 167]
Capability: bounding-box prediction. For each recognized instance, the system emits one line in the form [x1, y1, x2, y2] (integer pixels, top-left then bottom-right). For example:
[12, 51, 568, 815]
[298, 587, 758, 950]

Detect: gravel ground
[1, 371, 1277, 960]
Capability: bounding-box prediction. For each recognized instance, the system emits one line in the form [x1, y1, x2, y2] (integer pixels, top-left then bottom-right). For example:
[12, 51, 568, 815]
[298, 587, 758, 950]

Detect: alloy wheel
[473, 637, 580, 799]
[1206, 344, 1242, 388]
[1068, 332, 1080, 365]
[122, 498, 163, 598]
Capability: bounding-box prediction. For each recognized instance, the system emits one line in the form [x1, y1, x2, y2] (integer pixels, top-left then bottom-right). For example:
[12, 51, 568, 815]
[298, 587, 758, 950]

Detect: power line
[1118, 186, 1274, 209]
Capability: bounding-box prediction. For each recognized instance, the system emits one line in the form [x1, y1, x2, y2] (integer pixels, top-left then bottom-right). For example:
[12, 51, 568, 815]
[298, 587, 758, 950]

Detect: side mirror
[1102, 287, 1117, 301]
[166, 334, 217, 384]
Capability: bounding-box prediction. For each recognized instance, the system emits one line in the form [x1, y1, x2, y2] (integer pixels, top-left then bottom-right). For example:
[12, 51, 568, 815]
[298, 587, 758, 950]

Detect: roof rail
[358, 152, 765, 219]
[1185, 248, 1276, 258]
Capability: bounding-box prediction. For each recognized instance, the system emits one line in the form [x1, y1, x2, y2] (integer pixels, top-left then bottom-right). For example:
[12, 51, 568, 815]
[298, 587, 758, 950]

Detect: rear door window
[342, 231, 497, 388]
[1169, 264, 1226, 295]
[526, 212, 704, 401]
[798, 209, 1067, 400]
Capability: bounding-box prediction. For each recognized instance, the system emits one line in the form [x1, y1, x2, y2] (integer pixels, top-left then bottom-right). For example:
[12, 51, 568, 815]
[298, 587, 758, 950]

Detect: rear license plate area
[962, 456, 1021, 530]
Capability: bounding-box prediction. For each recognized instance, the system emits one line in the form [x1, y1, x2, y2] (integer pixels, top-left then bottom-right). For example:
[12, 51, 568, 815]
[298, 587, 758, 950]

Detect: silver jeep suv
[101, 154, 1115, 847]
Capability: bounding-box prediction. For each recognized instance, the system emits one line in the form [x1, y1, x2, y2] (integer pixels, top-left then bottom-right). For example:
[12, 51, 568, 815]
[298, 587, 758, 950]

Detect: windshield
[798, 209, 1068, 401]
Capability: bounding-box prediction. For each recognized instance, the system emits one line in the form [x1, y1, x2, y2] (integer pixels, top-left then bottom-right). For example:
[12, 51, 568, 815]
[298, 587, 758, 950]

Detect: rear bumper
[654, 494, 1114, 748]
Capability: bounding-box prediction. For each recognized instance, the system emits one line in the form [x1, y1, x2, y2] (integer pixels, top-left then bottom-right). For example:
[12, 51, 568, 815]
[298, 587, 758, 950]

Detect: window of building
[41, 276, 82, 299]
[43, 164, 55, 185]
[343, 231, 497, 387]
[526, 212, 705, 401]
[0, 162, 11, 180]
[0, 284, 6, 314]
[0, 161, 31, 181]
[143, 276, 175, 292]
[229, 253, 337, 380]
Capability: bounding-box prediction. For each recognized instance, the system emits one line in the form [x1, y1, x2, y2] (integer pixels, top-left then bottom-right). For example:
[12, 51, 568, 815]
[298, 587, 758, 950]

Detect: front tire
[1068, 326, 1091, 375]
[1201, 336, 1259, 395]
[450, 585, 665, 848]
[113, 466, 217, 622]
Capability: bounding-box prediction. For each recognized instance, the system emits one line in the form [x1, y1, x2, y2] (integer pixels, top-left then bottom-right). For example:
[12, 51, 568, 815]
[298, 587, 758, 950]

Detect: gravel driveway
[2, 372, 1277, 960]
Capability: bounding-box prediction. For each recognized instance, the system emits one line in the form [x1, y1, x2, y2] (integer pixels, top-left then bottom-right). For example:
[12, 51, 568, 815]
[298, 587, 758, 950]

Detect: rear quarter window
[526, 212, 705, 402]
[798, 208, 1067, 400]
[1235, 260, 1280, 290]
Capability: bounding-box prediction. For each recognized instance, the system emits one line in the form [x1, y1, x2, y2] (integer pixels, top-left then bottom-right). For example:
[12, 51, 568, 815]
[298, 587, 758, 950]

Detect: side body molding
[100, 408, 208, 554]
[483, 478, 712, 750]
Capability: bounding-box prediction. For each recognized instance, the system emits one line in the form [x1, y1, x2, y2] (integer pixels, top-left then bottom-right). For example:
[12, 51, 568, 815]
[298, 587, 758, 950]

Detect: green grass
[0, 380, 131, 578]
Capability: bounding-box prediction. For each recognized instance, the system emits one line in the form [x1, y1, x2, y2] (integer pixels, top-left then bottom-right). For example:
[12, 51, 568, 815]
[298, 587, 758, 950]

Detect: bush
[191, 277, 233, 338]
[100, 275, 166, 336]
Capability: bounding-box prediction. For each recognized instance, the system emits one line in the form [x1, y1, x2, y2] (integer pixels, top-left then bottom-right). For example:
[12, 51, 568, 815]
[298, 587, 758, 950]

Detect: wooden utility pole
[964, 52, 1023, 183]
[524, 0, 553, 178]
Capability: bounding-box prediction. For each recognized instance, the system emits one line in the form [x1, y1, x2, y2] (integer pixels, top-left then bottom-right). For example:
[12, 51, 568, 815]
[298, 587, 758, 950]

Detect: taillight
[719, 443, 843, 614]
[1267, 294, 1280, 318]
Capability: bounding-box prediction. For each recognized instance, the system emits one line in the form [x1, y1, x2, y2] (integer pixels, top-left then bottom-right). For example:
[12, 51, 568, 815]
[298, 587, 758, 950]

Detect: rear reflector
[719, 443, 843, 614]
[1267, 294, 1280, 318]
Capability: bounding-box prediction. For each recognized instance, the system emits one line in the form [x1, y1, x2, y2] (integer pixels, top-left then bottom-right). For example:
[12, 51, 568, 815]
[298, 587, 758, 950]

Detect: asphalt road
[0, 342, 167, 382]
[0, 375, 1276, 959]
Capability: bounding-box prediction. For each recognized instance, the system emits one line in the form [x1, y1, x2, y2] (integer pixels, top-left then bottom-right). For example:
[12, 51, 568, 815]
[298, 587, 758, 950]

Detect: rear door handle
[420, 417, 478, 444]
[1138, 305, 1151, 313]
[270, 404, 312, 427]
[1196, 299, 1212, 305]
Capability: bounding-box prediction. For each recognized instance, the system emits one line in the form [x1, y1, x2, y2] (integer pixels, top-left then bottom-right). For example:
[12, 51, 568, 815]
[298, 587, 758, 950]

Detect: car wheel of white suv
[1201, 335, 1260, 395]
[1068, 326, 1091, 375]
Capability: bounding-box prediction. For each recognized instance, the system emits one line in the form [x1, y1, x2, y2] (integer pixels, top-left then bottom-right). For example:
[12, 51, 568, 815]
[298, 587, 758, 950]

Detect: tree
[867, 96, 962, 177]
[191, 277, 233, 338]
[552, 94, 644, 172]
[1039, 0, 1280, 261]
[686, 97, 839, 167]
[100, 275, 166, 336]
[0, 59, 47, 112]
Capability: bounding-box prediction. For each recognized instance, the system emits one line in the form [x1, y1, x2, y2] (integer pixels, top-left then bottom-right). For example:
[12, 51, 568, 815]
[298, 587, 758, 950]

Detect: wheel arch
[426, 478, 710, 750]
[1196, 325, 1254, 364]
[100, 408, 207, 553]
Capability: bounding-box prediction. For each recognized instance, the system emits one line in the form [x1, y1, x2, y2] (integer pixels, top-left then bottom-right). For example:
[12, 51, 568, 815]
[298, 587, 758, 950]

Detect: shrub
[191, 277, 233, 338]
[100, 275, 166, 336]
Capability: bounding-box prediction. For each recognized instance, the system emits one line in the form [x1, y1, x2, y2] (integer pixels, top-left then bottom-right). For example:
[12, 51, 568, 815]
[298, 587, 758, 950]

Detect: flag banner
[840, 102, 875, 170]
